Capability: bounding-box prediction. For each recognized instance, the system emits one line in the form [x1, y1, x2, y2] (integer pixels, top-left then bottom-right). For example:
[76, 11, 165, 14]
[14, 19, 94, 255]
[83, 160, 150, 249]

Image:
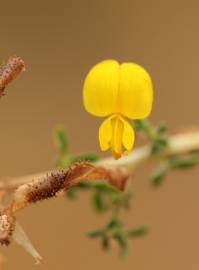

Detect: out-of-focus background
[0, 1, 199, 269]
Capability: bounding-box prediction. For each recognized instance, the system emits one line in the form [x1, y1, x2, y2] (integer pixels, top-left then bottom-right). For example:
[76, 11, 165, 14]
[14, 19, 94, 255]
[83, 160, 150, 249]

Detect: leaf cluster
[133, 120, 199, 186]
[134, 120, 168, 154]
[53, 125, 147, 256]
[88, 217, 148, 257]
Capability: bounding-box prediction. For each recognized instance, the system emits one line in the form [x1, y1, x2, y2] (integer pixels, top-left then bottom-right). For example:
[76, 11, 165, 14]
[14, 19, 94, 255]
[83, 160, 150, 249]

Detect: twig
[99, 129, 199, 170]
[0, 57, 25, 97]
[0, 129, 198, 192]
[0, 162, 129, 245]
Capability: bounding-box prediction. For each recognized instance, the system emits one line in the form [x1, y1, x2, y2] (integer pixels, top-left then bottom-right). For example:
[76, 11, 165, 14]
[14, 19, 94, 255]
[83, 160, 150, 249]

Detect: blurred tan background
[0, 1, 199, 269]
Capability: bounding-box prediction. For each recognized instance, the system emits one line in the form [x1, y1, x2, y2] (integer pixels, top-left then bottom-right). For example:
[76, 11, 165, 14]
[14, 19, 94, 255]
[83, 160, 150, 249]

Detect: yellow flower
[83, 60, 153, 159]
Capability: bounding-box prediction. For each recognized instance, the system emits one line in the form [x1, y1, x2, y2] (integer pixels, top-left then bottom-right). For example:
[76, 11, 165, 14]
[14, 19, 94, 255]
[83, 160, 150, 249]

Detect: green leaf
[133, 120, 145, 132]
[55, 155, 70, 169]
[119, 192, 132, 209]
[127, 225, 149, 237]
[106, 217, 121, 230]
[113, 233, 128, 257]
[157, 122, 167, 134]
[89, 181, 118, 193]
[70, 153, 100, 165]
[87, 229, 104, 238]
[76, 182, 93, 189]
[151, 162, 169, 186]
[66, 187, 77, 200]
[54, 125, 68, 154]
[134, 120, 169, 156]
[151, 136, 168, 155]
[102, 235, 109, 250]
[169, 154, 199, 169]
[92, 191, 106, 212]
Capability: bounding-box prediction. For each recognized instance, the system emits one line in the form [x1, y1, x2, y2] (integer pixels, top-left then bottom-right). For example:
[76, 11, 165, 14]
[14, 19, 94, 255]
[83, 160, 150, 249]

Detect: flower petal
[99, 116, 113, 151]
[110, 116, 124, 159]
[120, 117, 135, 152]
[83, 60, 119, 117]
[118, 63, 153, 119]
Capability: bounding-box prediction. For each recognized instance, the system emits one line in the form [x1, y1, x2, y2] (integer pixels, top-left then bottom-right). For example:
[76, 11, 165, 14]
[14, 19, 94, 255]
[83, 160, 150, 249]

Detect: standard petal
[118, 63, 153, 119]
[83, 60, 119, 117]
[99, 116, 113, 151]
[120, 117, 135, 151]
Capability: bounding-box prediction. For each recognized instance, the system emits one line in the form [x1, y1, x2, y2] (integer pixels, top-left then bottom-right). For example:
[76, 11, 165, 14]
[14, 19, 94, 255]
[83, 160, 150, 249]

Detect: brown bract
[0, 162, 130, 245]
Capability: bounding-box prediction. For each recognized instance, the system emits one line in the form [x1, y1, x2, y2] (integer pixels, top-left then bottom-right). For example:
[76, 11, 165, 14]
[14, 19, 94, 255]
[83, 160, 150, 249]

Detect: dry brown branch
[0, 162, 129, 246]
[0, 56, 25, 97]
